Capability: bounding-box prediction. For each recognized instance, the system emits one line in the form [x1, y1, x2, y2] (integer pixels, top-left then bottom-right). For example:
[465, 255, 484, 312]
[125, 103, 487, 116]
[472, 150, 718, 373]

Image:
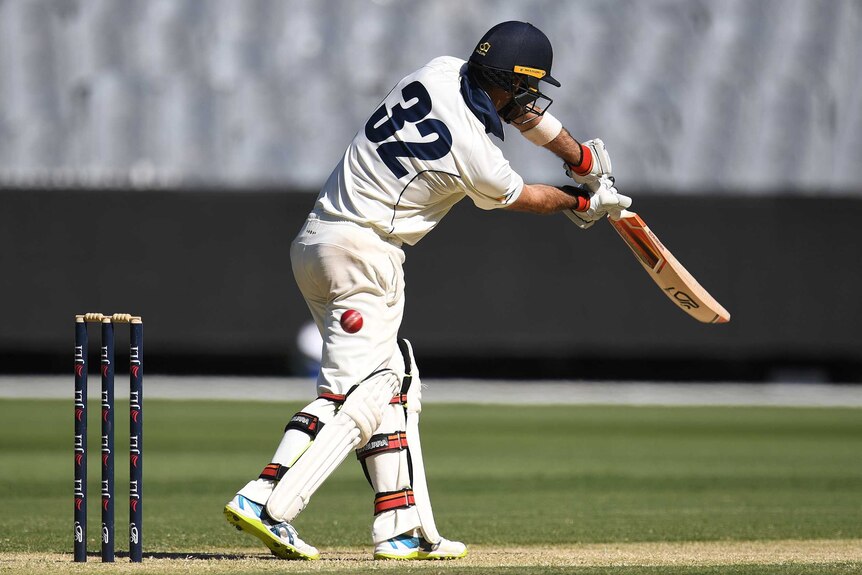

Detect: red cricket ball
[340, 309, 363, 333]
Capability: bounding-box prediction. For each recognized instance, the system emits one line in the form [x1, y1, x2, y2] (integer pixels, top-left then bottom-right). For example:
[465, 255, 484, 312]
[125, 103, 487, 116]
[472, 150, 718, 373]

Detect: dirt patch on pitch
[2, 539, 860, 573]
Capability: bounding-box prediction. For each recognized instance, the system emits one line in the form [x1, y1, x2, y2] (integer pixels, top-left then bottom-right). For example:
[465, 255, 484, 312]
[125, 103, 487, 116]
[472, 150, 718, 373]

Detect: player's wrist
[567, 144, 593, 176]
[561, 185, 591, 212]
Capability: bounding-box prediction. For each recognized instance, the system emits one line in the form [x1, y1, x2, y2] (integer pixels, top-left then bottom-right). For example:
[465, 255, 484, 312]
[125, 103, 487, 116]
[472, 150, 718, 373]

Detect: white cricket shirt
[315, 56, 524, 246]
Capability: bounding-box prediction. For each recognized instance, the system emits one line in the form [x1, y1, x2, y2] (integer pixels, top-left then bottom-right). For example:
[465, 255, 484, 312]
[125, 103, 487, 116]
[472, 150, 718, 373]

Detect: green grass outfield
[0, 398, 860, 574]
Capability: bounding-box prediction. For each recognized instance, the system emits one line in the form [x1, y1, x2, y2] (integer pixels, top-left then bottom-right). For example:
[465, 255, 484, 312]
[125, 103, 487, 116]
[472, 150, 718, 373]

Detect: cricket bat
[608, 210, 730, 324]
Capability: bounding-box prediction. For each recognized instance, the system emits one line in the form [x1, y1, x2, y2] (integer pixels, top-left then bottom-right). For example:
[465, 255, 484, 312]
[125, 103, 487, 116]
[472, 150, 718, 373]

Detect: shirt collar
[460, 64, 504, 141]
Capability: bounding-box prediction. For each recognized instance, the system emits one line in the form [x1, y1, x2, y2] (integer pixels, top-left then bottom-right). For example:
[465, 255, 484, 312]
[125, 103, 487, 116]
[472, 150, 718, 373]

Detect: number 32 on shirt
[364, 81, 453, 179]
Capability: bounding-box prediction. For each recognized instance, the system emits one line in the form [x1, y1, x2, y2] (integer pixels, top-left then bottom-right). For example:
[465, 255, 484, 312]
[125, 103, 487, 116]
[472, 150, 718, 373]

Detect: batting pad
[406, 409, 440, 544]
[399, 339, 441, 544]
[266, 369, 400, 523]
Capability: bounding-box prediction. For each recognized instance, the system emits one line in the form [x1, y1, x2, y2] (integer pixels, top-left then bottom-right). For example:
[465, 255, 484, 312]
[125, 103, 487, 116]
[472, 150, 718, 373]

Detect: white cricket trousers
[290, 213, 420, 542]
[290, 212, 406, 396]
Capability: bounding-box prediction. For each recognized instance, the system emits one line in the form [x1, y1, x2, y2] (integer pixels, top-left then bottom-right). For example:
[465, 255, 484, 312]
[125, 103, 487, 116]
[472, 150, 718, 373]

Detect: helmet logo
[513, 65, 546, 79]
[476, 42, 491, 56]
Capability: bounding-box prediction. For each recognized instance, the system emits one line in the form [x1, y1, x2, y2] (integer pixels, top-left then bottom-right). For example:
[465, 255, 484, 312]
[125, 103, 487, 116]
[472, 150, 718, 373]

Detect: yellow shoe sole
[373, 550, 420, 560]
[374, 548, 468, 560]
[419, 547, 468, 560]
[223, 505, 319, 560]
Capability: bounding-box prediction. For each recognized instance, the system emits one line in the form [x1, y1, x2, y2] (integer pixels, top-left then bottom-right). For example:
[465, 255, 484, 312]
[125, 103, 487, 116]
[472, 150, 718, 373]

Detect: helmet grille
[467, 62, 553, 124]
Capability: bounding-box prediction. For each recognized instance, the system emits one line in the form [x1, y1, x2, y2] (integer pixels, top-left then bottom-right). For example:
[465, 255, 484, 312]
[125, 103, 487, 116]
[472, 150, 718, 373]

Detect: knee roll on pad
[341, 369, 400, 445]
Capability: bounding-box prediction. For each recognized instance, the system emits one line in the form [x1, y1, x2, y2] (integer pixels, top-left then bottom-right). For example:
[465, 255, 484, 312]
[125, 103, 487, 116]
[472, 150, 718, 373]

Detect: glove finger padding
[618, 192, 632, 210]
[606, 192, 633, 220]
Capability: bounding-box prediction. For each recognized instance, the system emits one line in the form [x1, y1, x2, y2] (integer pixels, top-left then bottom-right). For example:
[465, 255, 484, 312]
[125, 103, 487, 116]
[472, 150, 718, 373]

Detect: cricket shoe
[224, 495, 319, 560]
[374, 531, 467, 560]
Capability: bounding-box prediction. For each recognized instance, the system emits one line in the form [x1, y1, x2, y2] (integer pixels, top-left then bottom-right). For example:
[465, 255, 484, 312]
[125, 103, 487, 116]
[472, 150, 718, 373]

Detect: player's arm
[504, 115, 630, 225]
[507, 182, 631, 229]
[512, 113, 581, 165]
[506, 111, 626, 227]
[516, 113, 612, 186]
[506, 184, 586, 214]
[543, 127, 589, 169]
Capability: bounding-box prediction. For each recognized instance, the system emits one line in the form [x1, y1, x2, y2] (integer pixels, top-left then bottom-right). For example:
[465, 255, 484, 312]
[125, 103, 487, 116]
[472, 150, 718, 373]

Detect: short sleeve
[461, 139, 524, 210]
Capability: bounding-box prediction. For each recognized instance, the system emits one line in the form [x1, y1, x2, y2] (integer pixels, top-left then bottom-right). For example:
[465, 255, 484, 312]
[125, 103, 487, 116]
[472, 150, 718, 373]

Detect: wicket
[74, 313, 143, 563]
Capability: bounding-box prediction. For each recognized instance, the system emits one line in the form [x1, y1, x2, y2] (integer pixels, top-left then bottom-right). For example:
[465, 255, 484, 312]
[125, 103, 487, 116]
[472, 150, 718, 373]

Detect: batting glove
[565, 138, 613, 186]
[563, 177, 632, 230]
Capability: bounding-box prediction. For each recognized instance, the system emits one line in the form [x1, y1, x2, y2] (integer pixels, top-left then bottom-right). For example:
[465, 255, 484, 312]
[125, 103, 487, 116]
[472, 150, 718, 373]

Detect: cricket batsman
[224, 20, 631, 560]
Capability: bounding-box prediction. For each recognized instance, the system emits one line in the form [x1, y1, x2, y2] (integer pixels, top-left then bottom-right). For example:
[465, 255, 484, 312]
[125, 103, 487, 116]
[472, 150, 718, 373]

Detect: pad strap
[319, 392, 407, 405]
[374, 489, 415, 515]
[259, 462, 289, 481]
[355, 431, 408, 461]
[285, 411, 323, 437]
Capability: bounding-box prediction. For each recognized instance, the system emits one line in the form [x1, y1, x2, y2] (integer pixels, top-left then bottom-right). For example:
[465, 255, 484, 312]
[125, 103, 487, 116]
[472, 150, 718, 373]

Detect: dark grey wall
[2, 188, 860, 381]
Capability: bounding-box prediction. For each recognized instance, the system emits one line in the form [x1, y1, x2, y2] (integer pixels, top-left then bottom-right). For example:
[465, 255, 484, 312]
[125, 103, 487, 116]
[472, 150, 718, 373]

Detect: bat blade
[608, 210, 730, 324]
